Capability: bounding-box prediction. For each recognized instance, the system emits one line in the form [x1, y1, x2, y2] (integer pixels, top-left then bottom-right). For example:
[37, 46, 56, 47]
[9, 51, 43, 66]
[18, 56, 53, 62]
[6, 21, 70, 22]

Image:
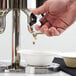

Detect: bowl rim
[18, 49, 57, 56]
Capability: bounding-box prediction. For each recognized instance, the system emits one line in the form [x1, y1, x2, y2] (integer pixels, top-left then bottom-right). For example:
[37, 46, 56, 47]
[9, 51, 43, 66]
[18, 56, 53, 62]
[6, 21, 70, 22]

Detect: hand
[32, 0, 76, 36]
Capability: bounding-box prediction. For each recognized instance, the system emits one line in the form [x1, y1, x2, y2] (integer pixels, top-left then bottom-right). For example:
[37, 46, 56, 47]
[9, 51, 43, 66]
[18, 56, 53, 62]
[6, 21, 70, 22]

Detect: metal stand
[25, 63, 60, 74]
[25, 65, 52, 74]
[7, 9, 25, 72]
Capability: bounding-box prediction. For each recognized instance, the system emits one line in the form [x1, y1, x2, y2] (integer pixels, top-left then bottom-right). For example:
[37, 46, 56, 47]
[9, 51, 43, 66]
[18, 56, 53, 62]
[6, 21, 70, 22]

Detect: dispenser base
[25, 63, 60, 74]
[6, 63, 25, 72]
[0, 63, 60, 73]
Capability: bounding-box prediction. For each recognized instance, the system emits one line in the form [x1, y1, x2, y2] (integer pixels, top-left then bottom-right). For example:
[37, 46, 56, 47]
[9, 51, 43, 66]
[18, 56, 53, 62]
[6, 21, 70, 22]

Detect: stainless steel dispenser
[21, 0, 46, 37]
[11, 0, 23, 71]
[0, 0, 47, 72]
[11, 0, 46, 71]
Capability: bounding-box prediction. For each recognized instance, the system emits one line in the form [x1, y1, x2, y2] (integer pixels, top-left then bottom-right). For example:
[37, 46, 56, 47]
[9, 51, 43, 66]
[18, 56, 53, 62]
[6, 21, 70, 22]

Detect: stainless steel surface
[0, 61, 71, 75]
[12, 0, 27, 9]
[0, 72, 71, 76]
[21, 0, 46, 35]
[0, 10, 10, 34]
[0, 0, 12, 34]
[0, 0, 12, 10]
[0, 0, 49, 72]
[12, 9, 20, 68]
[22, 9, 31, 23]
[10, 0, 47, 70]
[25, 65, 58, 74]
[0, 13, 6, 33]
[11, 0, 28, 70]
[25, 66, 52, 74]
[20, 0, 27, 9]
[0, 0, 27, 9]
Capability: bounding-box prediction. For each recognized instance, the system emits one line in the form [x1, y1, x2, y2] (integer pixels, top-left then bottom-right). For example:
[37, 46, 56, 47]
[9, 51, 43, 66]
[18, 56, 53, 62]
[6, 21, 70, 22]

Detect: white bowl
[18, 49, 56, 66]
[57, 52, 76, 68]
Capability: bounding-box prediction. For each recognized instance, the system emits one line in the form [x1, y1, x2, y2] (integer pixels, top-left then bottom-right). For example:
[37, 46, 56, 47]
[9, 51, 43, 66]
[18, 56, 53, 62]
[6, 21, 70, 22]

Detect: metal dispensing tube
[11, 0, 46, 70]
[0, 0, 46, 72]
[10, 0, 27, 71]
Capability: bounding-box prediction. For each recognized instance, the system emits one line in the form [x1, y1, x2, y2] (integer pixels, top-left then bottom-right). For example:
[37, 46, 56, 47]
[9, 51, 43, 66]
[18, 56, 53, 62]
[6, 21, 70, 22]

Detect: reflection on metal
[0, 0, 49, 72]
[0, 0, 12, 10]
[25, 66, 52, 74]
[25, 63, 60, 74]
[0, 0, 12, 33]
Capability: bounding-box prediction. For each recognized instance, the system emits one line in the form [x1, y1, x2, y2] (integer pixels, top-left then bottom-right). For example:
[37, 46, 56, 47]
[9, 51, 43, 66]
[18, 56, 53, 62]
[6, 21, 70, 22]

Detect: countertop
[0, 71, 70, 76]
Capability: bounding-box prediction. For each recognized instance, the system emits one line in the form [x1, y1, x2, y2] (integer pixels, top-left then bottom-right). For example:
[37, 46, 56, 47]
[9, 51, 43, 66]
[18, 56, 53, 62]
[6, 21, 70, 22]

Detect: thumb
[32, 2, 48, 15]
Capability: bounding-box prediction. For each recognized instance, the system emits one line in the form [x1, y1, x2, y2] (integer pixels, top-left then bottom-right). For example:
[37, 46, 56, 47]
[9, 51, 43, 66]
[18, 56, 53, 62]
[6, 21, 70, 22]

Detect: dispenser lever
[28, 13, 43, 34]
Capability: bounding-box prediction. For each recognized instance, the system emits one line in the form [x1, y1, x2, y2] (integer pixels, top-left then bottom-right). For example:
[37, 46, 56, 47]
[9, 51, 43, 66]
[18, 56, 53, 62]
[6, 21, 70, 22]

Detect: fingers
[40, 22, 51, 33]
[43, 27, 60, 36]
[35, 23, 60, 36]
[35, 20, 65, 36]
[35, 22, 51, 36]
[57, 28, 64, 34]
[35, 22, 50, 33]
[49, 27, 60, 36]
[35, 17, 66, 36]
[44, 28, 51, 36]
[32, 1, 48, 15]
[35, 16, 47, 31]
[35, 24, 41, 31]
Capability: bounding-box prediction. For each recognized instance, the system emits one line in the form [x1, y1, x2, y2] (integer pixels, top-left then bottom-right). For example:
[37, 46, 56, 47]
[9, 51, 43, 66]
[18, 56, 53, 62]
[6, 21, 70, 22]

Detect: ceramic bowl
[18, 49, 56, 66]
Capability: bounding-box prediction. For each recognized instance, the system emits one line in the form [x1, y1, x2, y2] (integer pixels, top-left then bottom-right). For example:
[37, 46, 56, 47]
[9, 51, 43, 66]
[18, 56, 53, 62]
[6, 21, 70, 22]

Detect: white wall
[0, 0, 76, 63]
[20, 11, 76, 52]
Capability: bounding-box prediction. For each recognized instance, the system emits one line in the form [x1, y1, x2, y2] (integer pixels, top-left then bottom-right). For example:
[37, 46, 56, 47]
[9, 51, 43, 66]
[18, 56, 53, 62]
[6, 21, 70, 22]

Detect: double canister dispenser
[0, 0, 46, 72]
